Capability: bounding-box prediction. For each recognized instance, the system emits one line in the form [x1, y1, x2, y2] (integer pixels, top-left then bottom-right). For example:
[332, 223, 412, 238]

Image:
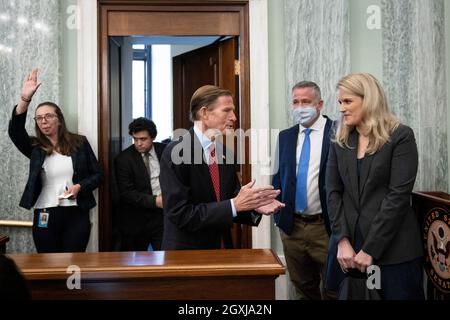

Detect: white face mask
[292, 106, 318, 126]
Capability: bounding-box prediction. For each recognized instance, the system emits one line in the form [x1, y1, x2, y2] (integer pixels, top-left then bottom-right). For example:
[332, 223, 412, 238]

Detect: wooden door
[172, 37, 239, 130]
[98, 1, 251, 251]
[108, 37, 123, 250]
[109, 37, 123, 158]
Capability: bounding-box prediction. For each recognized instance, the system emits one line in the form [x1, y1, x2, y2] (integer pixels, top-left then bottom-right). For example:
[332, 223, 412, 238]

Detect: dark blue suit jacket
[273, 116, 334, 236]
[8, 106, 101, 212]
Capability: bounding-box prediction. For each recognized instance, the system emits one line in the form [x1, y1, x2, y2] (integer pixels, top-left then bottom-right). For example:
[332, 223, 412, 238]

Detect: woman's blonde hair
[335, 73, 400, 154]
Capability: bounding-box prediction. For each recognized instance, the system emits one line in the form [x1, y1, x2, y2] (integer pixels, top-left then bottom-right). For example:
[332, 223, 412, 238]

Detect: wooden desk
[0, 234, 9, 254]
[9, 249, 285, 300]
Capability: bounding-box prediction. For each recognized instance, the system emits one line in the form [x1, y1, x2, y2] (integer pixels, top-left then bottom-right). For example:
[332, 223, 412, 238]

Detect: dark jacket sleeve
[8, 106, 33, 159]
[159, 143, 234, 233]
[271, 135, 284, 227]
[231, 177, 262, 227]
[271, 136, 281, 197]
[362, 126, 418, 260]
[114, 153, 157, 209]
[77, 138, 102, 193]
[326, 141, 351, 243]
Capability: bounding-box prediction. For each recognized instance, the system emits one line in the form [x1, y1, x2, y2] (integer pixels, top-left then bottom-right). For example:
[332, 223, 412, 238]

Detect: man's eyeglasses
[34, 113, 57, 122]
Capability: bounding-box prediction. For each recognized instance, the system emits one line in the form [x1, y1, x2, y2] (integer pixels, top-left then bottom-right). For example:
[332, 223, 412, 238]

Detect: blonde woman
[325, 73, 424, 299]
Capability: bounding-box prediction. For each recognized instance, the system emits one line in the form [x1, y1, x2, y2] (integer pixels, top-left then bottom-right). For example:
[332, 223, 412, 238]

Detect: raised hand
[16, 68, 42, 114]
[22, 68, 42, 100]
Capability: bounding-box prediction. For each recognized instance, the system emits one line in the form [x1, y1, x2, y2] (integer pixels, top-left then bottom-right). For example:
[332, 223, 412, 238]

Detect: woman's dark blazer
[8, 106, 102, 212]
[326, 124, 423, 265]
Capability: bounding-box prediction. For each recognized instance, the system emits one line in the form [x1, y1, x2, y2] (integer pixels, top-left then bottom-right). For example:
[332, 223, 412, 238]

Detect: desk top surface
[9, 249, 285, 280]
[413, 191, 450, 204]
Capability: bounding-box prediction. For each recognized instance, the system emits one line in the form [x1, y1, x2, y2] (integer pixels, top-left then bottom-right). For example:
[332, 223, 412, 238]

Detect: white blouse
[34, 152, 78, 209]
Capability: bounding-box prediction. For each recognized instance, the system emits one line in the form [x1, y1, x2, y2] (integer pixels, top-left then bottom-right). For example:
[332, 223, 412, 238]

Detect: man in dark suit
[272, 81, 334, 300]
[114, 118, 166, 251]
[159, 85, 282, 250]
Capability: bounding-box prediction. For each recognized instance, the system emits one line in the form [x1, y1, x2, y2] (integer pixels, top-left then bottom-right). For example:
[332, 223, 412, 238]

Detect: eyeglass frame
[33, 113, 58, 123]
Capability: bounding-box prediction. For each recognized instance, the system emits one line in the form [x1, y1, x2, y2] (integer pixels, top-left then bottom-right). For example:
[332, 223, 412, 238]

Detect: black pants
[120, 222, 163, 251]
[33, 206, 91, 253]
[379, 257, 424, 300]
[347, 223, 424, 300]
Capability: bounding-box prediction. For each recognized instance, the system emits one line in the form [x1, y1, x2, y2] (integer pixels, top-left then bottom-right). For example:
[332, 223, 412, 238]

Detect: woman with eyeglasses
[8, 69, 101, 253]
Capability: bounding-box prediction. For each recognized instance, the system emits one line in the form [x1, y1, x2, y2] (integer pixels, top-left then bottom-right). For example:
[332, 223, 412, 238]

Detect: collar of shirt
[149, 145, 157, 158]
[194, 125, 219, 165]
[193, 124, 214, 152]
[299, 114, 326, 133]
[141, 145, 156, 158]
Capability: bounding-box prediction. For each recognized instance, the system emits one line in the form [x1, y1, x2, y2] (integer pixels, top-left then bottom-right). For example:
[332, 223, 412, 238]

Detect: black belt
[294, 213, 323, 222]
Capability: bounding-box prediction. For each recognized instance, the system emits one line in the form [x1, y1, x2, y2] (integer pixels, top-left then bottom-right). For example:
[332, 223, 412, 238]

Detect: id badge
[38, 210, 49, 228]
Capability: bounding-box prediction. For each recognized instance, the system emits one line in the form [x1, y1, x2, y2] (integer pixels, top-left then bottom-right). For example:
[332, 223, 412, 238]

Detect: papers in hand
[58, 192, 74, 199]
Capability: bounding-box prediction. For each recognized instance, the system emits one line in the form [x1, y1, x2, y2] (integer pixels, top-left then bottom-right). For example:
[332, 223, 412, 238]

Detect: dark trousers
[379, 258, 425, 300]
[120, 223, 163, 251]
[343, 223, 425, 300]
[32, 206, 91, 253]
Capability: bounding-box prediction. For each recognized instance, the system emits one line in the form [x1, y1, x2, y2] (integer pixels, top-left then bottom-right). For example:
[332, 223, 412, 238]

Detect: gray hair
[292, 81, 322, 101]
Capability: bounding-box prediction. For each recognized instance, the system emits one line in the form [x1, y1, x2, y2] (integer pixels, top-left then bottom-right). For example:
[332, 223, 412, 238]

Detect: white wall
[349, 0, 383, 79]
[60, 0, 78, 132]
[78, 0, 98, 251]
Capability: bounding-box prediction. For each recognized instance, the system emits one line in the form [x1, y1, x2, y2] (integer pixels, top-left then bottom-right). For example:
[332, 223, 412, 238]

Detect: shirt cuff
[230, 199, 237, 218]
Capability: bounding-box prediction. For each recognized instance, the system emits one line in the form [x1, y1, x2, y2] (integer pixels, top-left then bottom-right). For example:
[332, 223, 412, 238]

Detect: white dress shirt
[295, 115, 326, 216]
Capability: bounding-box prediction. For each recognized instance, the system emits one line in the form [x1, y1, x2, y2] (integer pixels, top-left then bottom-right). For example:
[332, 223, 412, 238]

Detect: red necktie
[209, 143, 220, 202]
[209, 143, 225, 248]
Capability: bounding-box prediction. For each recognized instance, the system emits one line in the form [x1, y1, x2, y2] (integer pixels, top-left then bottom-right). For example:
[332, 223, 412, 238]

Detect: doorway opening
[99, 0, 252, 251]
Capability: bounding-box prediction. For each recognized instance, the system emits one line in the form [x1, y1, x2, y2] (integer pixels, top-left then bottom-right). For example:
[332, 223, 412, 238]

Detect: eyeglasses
[34, 113, 57, 122]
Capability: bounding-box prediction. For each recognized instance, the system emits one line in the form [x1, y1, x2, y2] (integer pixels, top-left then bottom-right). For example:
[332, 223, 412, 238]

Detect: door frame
[97, 0, 254, 251]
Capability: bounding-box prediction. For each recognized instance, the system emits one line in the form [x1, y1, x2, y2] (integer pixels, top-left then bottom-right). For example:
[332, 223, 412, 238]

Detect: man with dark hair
[159, 85, 282, 250]
[114, 117, 166, 251]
